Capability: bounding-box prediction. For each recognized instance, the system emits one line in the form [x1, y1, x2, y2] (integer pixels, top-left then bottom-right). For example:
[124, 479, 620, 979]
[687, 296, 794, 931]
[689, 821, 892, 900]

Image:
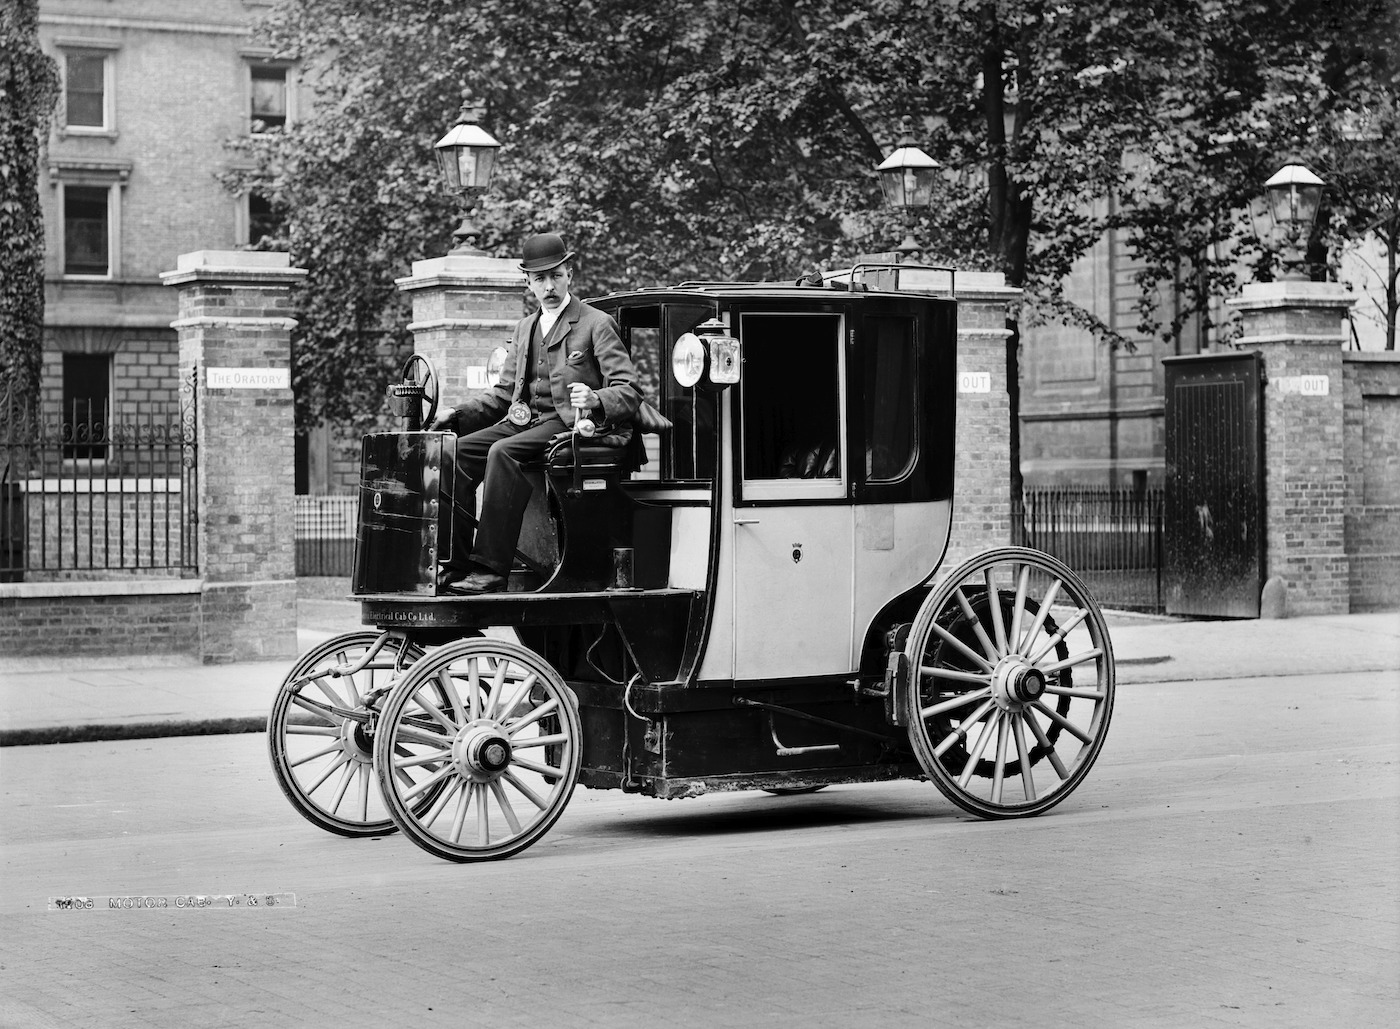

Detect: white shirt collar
[538, 293, 571, 338]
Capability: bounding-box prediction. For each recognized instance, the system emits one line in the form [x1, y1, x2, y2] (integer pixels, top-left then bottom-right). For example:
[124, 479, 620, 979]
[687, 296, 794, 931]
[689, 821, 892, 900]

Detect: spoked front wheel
[904, 547, 1115, 819]
[267, 631, 424, 837]
[374, 637, 582, 862]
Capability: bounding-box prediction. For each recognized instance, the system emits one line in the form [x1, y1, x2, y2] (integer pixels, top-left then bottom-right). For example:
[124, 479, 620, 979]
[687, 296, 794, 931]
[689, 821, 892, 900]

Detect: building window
[56, 41, 118, 135]
[66, 53, 106, 126]
[250, 65, 289, 133]
[62, 354, 112, 461]
[63, 185, 111, 277]
[247, 191, 286, 247]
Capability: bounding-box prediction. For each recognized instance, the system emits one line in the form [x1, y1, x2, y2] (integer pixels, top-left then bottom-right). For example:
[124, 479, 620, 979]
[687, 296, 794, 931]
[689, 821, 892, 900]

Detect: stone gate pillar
[395, 252, 524, 405]
[1228, 280, 1356, 616]
[161, 251, 306, 662]
[944, 271, 1023, 570]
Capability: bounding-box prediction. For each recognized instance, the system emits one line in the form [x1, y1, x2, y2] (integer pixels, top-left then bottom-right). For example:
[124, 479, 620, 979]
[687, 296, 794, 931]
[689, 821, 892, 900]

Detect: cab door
[729, 310, 854, 682]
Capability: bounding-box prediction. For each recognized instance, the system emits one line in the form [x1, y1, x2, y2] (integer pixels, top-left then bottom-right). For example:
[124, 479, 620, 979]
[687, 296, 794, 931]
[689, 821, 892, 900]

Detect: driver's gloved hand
[429, 410, 459, 433]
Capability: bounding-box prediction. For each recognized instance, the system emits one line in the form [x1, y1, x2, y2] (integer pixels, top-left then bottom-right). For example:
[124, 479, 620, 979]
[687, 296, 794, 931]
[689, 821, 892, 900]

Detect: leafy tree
[0, 0, 59, 408]
[238, 0, 1398, 440]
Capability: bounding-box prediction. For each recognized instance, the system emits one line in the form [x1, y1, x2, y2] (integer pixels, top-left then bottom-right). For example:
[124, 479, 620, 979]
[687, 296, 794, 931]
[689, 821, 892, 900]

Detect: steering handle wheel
[399, 353, 439, 430]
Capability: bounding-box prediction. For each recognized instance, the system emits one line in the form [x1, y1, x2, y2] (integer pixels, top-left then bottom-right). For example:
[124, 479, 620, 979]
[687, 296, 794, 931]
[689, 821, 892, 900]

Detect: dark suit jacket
[443, 296, 641, 435]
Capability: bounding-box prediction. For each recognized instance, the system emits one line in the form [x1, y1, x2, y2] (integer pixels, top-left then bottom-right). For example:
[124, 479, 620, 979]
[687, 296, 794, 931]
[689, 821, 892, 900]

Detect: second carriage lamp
[435, 90, 502, 255]
[1263, 163, 1325, 281]
[877, 117, 940, 259]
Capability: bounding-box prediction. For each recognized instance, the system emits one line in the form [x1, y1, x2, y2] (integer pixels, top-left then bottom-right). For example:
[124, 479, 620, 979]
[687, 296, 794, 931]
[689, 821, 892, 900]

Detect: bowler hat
[519, 233, 575, 273]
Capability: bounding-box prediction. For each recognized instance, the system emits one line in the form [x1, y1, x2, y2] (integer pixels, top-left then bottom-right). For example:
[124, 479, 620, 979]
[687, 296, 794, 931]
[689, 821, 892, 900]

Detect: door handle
[733, 517, 761, 525]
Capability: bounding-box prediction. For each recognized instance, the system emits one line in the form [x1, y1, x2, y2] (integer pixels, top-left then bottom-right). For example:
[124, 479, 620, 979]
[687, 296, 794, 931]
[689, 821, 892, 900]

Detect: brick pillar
[161, 251, 306, 661]
[395, 252, 524, 405]
[1228, 280, 1356, 616]
[944, 271, 1023, 570]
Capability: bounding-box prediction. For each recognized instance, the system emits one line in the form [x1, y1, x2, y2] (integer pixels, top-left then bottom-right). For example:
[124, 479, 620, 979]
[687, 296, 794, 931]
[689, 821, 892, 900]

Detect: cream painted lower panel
[668, 506, 711, 590]
[850, 500, 952, 668]
[731, 505, 855, 681]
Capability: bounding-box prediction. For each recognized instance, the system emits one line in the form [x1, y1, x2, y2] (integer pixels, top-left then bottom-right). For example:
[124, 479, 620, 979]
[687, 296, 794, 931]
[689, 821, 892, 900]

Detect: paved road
[2, 669, 1396, 1029]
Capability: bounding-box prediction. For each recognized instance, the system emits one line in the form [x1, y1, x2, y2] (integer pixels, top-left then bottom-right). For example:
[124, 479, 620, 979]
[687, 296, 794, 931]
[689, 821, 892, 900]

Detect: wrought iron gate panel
[1162, 352, 1263, 617]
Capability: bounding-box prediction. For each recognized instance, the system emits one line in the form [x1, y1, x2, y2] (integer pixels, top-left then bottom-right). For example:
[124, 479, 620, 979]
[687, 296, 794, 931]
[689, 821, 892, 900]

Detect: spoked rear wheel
[904, 547, 1115, 819]
[373, 637, 582, 862]
[268, 631, 424, 837]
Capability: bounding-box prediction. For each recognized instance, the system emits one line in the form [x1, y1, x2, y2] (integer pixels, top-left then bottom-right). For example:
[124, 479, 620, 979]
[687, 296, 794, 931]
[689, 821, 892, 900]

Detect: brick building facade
[36, 0, 291, 448]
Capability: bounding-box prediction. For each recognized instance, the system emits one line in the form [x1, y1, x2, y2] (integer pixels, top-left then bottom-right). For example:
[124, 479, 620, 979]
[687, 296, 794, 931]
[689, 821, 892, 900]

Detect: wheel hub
[992, 656, 1047, 711]
[339, 714, 375, 764]
[453, 721, 513, 782]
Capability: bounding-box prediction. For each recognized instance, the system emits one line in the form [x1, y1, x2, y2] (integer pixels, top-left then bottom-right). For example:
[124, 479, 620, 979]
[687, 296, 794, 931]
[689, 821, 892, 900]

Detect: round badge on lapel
[508, 402, 531, 426]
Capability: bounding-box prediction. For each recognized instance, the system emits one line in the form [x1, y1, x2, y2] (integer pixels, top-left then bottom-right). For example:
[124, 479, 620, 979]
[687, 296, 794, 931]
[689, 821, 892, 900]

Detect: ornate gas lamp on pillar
[1262, 162, 1325, 281]
[876, 117, 940, 260]
[434, 90, 502, 255]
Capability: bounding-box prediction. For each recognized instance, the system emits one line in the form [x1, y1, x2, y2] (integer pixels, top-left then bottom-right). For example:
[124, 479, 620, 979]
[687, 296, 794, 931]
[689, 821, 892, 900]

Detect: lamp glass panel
[879, 170, 906, 208]
[435, 148, 460, 191]
[906, 167, 936, 207]
[455, 148, 478, 188]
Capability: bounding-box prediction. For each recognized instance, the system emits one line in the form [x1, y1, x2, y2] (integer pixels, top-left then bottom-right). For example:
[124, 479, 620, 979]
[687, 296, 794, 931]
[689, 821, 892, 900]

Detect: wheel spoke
[289, 741, 344, 768]
[953, 588, 999, 662]
[1030, 698, 1094, 745]
[476, 784, 490, 846]
[1012, 714, 1036, 802]
[422, 776, 463, 827]
[510, 754, 564, 778]
[394, 747, 452, 769]
[930, 620, 996, 674]
[286, 723, 340, 736]
[920, 686, 993, 721]
[932, 697, 997, 758]
[501, 768, 549, 810]
[1028, 607, 1090, 664]
[507, 697, 559, 736]
[510, 733, 570, 750]
[304, 751, 352, 794]
[482, 660, 511, 720]
[449, 781, 472, 844]
[467, 657, 483, 721]
[411, 693, 459, 735]
[921, 664, 991, 686]
[490, 779, 523, 835]
[1040, 647, 1104, 675]
[313, 675, 350, 713]
[957, 710, 1000, 788]
[1043, 684, 1106, 700]
[328, 760, 356, 813]
[1015, 579, 1062, 655]
[399, 761, 456, 803]
[357, 764, 371, 822]
[1024, 709, 1070, 779]
[438, 669, 466, 724]
[393, 724, 453, 749]
[990, 714, 1010, 804]
[1008, 565, 1031, 654]
[984, 569, 1009, 655]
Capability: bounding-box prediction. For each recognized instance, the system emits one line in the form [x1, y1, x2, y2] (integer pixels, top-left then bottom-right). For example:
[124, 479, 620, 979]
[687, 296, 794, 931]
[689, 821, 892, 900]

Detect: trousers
[446, 416, 566, 576]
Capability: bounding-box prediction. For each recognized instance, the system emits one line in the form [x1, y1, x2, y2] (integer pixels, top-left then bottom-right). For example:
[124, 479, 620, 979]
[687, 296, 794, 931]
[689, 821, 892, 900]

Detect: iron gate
[1162, 351, 1264, 617]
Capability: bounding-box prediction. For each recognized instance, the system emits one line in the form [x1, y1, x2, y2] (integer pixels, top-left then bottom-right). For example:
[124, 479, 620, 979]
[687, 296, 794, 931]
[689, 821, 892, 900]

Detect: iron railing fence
[1014, 486, 1165, 613]
[295, 493, 357, 577]
[1, 376, 197, 581]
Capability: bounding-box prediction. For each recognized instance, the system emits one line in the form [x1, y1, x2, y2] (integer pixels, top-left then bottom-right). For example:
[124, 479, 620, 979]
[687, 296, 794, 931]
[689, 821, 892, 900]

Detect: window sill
[57, 127, 119, 141]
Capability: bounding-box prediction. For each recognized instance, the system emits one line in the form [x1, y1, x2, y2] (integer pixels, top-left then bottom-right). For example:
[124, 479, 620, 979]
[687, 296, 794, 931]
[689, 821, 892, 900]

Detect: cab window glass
[863, 317, 917, 481]
[618, 304, 715, 482]
[740, 313, 843, 484]
[663, 304, 717, 481]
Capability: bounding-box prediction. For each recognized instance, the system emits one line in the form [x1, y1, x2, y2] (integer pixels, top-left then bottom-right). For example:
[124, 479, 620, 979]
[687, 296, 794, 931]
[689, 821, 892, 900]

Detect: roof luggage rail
[847, 262, 956, 298]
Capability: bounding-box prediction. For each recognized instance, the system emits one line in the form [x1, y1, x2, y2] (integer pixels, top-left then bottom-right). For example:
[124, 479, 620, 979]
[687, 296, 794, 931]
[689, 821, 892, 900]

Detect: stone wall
[1342, 352, 1400, 610]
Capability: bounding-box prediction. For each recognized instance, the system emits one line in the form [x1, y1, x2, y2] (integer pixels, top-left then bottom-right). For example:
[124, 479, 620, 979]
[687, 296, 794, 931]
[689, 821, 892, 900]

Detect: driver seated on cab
[429, 232, 641, 594]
